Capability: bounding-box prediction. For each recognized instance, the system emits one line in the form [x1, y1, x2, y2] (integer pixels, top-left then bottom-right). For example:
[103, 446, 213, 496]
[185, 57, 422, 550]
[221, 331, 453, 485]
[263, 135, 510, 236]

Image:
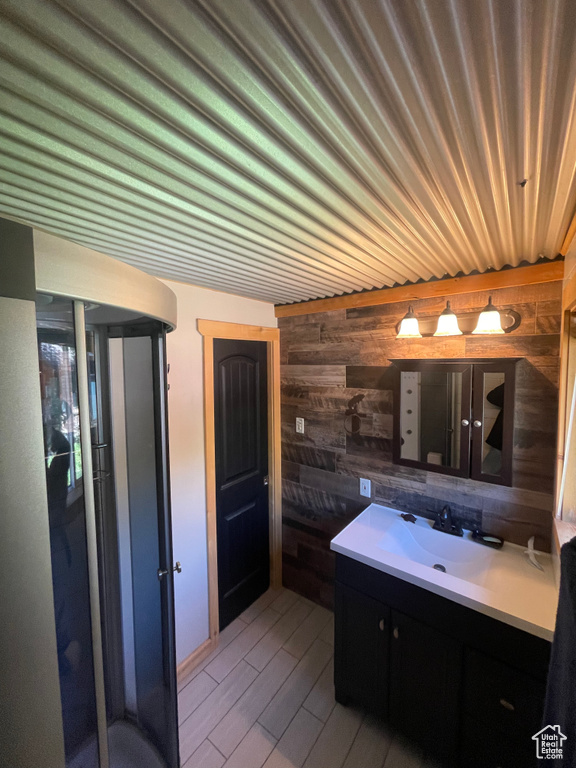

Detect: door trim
[198, 319, 281, 643]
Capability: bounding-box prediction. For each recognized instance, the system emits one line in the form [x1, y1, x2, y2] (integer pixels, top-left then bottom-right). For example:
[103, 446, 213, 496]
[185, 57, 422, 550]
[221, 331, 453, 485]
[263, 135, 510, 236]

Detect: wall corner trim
[177, 637, 218, 684]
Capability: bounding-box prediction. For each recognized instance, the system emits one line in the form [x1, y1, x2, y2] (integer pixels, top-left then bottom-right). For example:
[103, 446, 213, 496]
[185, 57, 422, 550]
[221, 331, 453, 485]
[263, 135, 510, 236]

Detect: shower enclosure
[36, 296, 179, 768]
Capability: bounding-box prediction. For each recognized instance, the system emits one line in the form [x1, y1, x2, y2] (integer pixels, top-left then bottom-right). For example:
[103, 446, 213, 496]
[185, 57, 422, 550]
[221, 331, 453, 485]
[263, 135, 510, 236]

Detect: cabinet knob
[473, 420, 482, 428]
[379, 619, 385, 632]
[499, 698, 515, 711]
[393, 626, 399, 640]
[461, 419, 470, 427]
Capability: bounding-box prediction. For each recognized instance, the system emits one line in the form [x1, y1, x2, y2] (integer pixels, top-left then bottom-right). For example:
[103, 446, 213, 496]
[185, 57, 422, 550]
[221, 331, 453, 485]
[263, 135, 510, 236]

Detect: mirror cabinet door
[396, 364, 472, 477]
[471, 362, 516, 485]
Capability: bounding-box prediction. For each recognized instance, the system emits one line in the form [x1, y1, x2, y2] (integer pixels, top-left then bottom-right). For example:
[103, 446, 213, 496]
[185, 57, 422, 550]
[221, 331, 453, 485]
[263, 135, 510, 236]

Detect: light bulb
[397, 306, 422, 338]
[472, 296, 505, 334]
[433, 301, 462, 336]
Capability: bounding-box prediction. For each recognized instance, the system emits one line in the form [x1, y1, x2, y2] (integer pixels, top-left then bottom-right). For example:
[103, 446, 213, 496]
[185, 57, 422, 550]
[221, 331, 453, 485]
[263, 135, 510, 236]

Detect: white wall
[162, 280, 277, 664]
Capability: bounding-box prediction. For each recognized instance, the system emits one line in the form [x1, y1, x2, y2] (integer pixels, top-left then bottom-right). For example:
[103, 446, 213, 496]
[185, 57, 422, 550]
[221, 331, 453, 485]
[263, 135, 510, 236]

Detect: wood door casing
[214, 339, 270, 630]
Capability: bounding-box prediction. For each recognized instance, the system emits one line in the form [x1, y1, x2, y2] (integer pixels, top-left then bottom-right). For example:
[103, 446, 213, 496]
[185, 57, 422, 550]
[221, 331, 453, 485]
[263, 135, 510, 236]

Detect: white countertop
[330, 503, 559, 641]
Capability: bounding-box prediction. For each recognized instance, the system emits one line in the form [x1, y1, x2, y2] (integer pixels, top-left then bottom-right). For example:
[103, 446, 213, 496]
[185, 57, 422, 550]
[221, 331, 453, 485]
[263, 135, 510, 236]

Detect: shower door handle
[158, 563, 181, 580]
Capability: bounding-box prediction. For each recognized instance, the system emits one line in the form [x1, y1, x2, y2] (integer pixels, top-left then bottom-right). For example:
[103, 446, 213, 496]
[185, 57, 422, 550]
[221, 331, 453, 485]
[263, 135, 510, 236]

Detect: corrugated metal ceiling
[1, 0, 576, 303]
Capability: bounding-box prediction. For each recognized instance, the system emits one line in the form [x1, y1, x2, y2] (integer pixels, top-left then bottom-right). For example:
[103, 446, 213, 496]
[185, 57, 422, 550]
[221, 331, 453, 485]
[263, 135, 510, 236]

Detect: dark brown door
[214, 339, 269, 630]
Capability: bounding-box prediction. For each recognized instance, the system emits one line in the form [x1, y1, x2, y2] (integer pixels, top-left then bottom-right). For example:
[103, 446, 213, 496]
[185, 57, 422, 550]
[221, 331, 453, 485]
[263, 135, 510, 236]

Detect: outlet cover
[295, 417, 305, 434]
[360, 478, 371, 498]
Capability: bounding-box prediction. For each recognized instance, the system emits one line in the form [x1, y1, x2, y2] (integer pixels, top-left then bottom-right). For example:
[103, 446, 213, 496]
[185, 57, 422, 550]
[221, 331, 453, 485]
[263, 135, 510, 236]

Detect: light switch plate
[360, 478, 371, 498]
[295, 417, 305, 434]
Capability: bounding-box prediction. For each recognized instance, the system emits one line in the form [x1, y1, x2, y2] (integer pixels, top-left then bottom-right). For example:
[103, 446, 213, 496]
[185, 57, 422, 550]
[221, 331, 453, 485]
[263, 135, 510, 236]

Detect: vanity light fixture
[433, 301, 462, 336]
[472, 296, 505, 335]
[396, 305, 422, 338]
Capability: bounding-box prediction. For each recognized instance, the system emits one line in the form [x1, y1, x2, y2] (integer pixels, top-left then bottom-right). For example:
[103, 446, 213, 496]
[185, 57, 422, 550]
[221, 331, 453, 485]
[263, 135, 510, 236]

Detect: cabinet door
[471, 361, 516, 486]
[392, 361, 472, 478]
[334, 582, 389, 715]
[461, 649, 545, 768]
[389, 610, 461, 765]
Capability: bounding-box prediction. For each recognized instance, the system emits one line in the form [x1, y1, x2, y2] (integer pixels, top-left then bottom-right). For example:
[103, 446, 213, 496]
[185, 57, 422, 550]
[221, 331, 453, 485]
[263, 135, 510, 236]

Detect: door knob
[461, 419, 470, 427]
[473, 420, 482, 428]
[157, 568, 169, 581]
[379, 619, 385, 631]
[393, 626, 399, 640]
[263, 475, 269, 486]
[173, 561, 182, 574]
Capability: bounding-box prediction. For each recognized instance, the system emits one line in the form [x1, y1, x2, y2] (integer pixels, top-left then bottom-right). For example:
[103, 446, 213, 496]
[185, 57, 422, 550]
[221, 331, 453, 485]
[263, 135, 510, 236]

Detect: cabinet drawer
[461, 715, 536, 768]
[463, 649, 545, 736]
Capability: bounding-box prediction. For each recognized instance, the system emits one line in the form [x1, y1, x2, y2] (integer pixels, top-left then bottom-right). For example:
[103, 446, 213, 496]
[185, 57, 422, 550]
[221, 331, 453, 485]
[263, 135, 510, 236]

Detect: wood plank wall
[279, 281, 562, 609]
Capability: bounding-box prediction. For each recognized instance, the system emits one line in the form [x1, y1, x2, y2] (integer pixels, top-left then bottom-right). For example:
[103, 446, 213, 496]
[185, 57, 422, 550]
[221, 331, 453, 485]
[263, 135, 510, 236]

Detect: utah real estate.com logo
[532, 725, 567, 760]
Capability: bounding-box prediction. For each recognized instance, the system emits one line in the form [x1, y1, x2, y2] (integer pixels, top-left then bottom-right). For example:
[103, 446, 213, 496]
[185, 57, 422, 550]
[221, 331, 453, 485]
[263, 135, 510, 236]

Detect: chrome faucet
[432, 505, 463, 537]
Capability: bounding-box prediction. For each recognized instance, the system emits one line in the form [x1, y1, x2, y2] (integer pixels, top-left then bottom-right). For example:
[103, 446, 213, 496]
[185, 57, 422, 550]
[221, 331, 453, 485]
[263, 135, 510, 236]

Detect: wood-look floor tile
[318, 615, 334, 647]
[282, 606, 332, 660]
[342, 714, 392, 768]
[259, 639, 333, 739]
[178, 618, 248, 691]
[179, 671, 219, 725]
[301, 657, 334, 723]
[210, 650, 297, 757]
[183, 739, 225, 768]
[178, 597, 430, 768]
[269, 590, 300, 615]
[262, 708, 324, 768]
[240, 588, 284, 624]
[302, 703, 363, 768]
[245, 601, 313, 672]
[293, 595, 318, 611]
[382, 735, 424, 768]
[179, 661, 258, 764]
[206, 609, 281, 683]
[220, 722, 277, 768]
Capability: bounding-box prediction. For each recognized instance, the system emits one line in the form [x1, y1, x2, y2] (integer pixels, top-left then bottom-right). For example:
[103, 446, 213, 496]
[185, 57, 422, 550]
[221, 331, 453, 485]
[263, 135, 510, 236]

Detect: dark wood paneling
[281, 364, 346, 386]
[299, 465, 364, 502]
[281, 444, 337, 472]
[465, 333, 560, 358]
[281, 459, 301, 483]
[280, 281, 561, 605]
[346, 365, 397, 390]
[346, 433, 393, 461]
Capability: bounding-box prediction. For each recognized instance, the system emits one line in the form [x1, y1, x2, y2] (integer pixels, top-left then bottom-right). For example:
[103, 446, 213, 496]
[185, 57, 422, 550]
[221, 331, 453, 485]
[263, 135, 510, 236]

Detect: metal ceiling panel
[0, 0, 575, 303]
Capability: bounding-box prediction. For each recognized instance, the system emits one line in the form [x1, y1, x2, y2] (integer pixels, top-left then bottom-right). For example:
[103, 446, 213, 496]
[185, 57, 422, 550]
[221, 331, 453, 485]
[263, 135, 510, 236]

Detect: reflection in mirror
[481, 373, 505, 475]
[400, 371, 462, 469]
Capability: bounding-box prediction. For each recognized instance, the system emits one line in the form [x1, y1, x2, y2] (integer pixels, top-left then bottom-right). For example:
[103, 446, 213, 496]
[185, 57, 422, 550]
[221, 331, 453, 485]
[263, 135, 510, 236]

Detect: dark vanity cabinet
[334, 584, 390, 716]
[334, 555, 550, 767]
[391, 359, 518, 486]
[388, 611, 461, 763]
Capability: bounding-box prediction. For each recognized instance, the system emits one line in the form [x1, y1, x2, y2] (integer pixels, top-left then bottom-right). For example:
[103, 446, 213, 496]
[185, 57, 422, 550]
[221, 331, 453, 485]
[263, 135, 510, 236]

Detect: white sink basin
[330, 503, 558, 640]
[377, 516, 496, 585]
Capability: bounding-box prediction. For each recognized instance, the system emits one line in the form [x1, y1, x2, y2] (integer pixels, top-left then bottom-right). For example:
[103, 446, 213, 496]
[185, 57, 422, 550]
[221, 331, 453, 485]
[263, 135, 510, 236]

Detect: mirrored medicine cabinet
[391, 359, 519, 486]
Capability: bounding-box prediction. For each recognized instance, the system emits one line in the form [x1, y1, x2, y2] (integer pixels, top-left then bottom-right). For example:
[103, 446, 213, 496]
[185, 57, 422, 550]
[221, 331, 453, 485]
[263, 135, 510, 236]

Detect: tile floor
[178, 588, 441, 768]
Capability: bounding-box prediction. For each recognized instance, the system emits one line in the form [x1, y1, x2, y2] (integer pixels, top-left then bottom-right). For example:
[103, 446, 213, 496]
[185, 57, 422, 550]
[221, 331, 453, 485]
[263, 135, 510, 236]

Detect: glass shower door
[117, 331, 178, 767]
[37, 297, 100, 768]
[37, 298, 179, 768]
